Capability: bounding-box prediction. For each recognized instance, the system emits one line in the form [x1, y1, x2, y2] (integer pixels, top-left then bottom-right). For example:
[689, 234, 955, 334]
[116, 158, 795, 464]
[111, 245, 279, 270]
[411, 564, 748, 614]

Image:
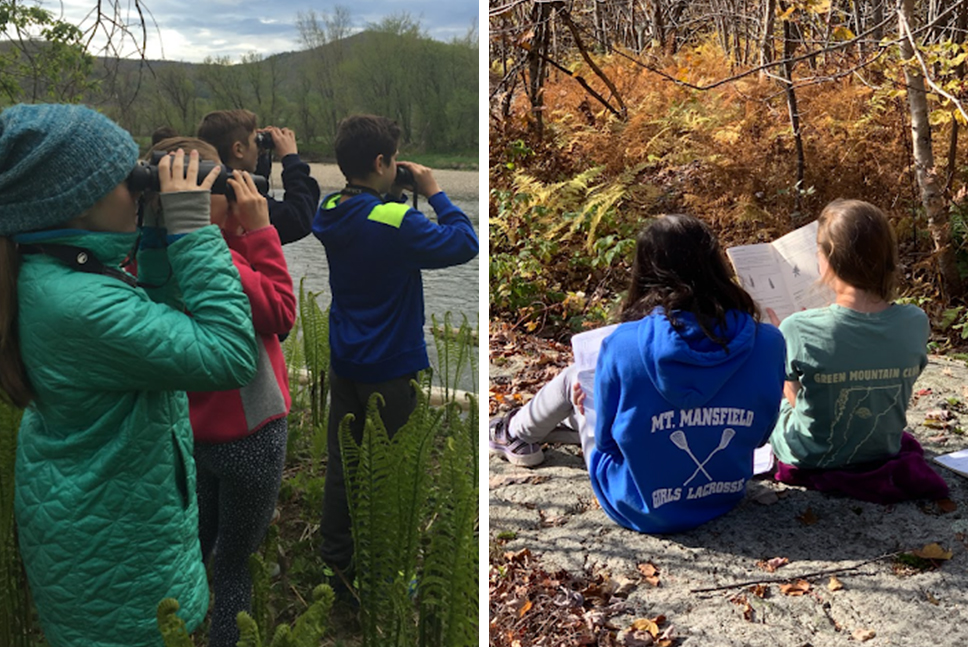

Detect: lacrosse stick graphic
[683, 428, 736, 486]
[670, 430, 712, 481]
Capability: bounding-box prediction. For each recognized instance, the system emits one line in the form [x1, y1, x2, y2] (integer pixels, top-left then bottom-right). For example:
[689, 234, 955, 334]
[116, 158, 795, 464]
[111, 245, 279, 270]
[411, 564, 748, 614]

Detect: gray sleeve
[159, 190, 212, 235]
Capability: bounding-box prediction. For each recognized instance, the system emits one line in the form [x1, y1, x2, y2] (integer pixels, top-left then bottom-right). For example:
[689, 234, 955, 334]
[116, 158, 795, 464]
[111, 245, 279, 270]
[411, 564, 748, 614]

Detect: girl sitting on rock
[490, 214, 786, 534]
[767, 199, 948, 503]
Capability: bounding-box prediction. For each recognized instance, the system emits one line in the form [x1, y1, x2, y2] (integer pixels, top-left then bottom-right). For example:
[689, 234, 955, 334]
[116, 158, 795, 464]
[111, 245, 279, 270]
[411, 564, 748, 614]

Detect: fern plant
[298, 279, 330, 462]
[340, 321, 479, 647]
[340, 377, 442, 646]
[236, 584, 334, 647]
[0, 399, 31, 647]
[156, 598, 194, 647]
[430, 312, 477, 401]
[417, 396, 479, 647]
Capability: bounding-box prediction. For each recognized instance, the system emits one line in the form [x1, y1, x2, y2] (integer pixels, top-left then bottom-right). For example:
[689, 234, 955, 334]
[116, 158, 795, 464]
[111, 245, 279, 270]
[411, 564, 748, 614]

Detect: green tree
[0, 1, 95, 104]
[197, 55, 248, 109]
[153, 63, 199, 135]
[296, 6, 353, 148]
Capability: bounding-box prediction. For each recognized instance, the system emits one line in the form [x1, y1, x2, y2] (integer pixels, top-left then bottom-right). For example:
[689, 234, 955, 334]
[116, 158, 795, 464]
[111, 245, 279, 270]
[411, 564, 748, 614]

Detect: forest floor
[488, 322, 968, 647]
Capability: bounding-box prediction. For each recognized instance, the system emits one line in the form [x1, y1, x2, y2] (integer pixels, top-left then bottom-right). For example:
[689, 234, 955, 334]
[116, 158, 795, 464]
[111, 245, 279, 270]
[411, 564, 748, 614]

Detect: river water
[272, 163, 480, 390]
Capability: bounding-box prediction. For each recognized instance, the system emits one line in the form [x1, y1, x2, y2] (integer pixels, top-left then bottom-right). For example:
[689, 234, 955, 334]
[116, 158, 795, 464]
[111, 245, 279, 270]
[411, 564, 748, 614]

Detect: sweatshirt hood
[639, 309, 757, 409]
[312, 191, 379, 246]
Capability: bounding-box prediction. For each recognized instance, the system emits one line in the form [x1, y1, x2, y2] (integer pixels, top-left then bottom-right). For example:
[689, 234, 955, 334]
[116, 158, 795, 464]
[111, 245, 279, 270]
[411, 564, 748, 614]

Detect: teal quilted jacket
[13, 222, 257, 647]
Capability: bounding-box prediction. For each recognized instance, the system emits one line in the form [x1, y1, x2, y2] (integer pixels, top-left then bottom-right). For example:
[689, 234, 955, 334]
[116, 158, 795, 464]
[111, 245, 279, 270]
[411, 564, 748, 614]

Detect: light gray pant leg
[578, 417, 597, 470]
[509, 364, 582, 443]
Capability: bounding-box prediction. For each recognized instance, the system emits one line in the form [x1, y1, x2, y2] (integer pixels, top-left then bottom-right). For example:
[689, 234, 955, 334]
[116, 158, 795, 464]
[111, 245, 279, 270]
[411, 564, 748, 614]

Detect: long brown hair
[817, 199, 897, 300]
[621, 214, 759, 347]
[0, 236, 33, 407]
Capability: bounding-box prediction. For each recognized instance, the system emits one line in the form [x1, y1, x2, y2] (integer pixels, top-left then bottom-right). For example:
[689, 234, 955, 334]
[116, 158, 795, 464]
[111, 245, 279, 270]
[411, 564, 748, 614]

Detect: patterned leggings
[195, 417, 288, 647]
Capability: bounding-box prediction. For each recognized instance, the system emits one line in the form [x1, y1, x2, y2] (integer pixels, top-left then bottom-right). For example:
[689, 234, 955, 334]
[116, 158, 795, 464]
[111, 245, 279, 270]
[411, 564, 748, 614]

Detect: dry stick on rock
[688, 552, 901, 595]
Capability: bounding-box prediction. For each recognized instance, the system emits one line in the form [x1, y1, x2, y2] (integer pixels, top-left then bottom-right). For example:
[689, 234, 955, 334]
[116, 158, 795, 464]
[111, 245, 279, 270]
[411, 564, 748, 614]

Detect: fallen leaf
[796, 507, 819, 525]
[731, 593, 755, 621]
[749, 583, 768, 598]
[517, 599, 532, 617]
[552, 587, 584, 608]
[937, 498, 958, 513]
[630, 617, 660, 637]
[503, 548, 532, 563]
[925, 590, 940, 605]
[537, 509, 567, 527]
[853, 629, 876, 642]
[779, 579, 811, 596]
[637, 562, 661, 587]
[913, 542, 953, 560]
[620, 630, 654, 647]
[917, 388, 933, 396]
[756, 556, 789, 572]
[656, 624, 676, 647]
[827, 575, 844, 591]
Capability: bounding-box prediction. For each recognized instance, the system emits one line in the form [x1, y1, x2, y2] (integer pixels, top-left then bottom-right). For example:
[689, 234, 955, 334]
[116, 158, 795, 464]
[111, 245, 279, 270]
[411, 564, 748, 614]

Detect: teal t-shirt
[770, 303, 929, 469]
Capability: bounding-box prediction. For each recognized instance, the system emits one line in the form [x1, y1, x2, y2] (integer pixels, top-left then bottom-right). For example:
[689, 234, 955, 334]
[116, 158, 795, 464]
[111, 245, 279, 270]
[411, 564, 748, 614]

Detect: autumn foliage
[490, 42, 968, 342]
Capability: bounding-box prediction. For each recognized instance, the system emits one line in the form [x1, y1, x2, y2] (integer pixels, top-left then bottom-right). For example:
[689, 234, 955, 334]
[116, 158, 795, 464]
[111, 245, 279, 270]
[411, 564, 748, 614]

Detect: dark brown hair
[151, 126, 178, 146]
[334, 114, 401, 181]
[0, 236, 33, 407]
[817, 199, 897, 300]
[621, 214, 759, 347]
[196, 109, 258, 164]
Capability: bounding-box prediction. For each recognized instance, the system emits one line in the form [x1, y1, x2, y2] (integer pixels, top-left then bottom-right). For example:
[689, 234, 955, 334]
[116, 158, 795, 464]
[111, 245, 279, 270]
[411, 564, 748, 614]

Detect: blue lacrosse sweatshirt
[588, 310, 785, 534]
[311, 191, 478, 383]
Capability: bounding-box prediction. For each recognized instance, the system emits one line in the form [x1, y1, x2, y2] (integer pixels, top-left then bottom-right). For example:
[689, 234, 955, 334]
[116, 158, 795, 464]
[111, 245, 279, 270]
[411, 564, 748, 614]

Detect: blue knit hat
[0, 104, 139, 236]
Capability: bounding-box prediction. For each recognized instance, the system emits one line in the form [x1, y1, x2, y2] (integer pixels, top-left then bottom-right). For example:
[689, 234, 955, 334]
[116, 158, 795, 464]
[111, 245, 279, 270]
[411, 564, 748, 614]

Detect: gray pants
[319, 369, 417, 577]
[508, 364, 597, 466]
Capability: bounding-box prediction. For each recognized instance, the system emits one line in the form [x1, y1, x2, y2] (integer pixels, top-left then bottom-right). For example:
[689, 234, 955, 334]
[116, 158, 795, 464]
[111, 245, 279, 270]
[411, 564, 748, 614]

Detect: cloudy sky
[45, 0, 479, 62]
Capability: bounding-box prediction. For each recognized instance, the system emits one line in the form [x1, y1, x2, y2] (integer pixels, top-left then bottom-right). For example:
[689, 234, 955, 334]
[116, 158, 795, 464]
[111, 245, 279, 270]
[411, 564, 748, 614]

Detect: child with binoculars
[0, 104, 258, 646]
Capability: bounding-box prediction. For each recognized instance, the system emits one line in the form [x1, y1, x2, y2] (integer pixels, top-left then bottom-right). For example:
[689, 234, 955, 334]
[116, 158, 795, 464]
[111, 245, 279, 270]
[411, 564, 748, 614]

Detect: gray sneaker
[488, 410, 544, 467]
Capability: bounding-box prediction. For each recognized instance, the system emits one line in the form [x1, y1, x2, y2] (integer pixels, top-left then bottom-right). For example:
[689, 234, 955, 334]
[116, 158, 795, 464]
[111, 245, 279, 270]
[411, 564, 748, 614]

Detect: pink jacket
[189, 226, 296, 443]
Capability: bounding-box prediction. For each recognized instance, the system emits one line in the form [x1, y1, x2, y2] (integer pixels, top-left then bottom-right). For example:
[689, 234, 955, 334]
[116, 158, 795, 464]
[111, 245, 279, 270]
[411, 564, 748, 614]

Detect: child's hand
[227, 170, 270, 232]
[766, 308, 781, 327]
[158, 149, 220, 193]
[572, 381, 586, 416]
[396, 161, 441, 198]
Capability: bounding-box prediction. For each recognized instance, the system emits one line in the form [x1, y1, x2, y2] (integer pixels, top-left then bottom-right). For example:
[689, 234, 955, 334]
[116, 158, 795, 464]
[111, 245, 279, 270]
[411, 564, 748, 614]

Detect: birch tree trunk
[760, 0, 776, 78]
[899, 0, 963, 297]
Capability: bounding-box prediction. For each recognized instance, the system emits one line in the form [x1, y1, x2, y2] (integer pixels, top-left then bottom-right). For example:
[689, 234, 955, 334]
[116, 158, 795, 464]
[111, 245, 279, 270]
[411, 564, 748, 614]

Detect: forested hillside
[0, 7, 478, 159]
[489, 0, 968, 347]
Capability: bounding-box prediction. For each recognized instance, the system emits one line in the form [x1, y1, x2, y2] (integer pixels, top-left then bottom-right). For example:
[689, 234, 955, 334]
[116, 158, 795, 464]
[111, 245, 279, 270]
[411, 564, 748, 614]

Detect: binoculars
[395, 164, 415, 189]
[256, 131, 273, 150]
[127, 151, 268, 200]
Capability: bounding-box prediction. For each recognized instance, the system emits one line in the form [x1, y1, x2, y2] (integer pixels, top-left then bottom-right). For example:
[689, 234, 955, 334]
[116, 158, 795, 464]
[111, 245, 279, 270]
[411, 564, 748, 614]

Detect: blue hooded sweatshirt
[589, 310, 785, 533]
[312, 191, 478, 382]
